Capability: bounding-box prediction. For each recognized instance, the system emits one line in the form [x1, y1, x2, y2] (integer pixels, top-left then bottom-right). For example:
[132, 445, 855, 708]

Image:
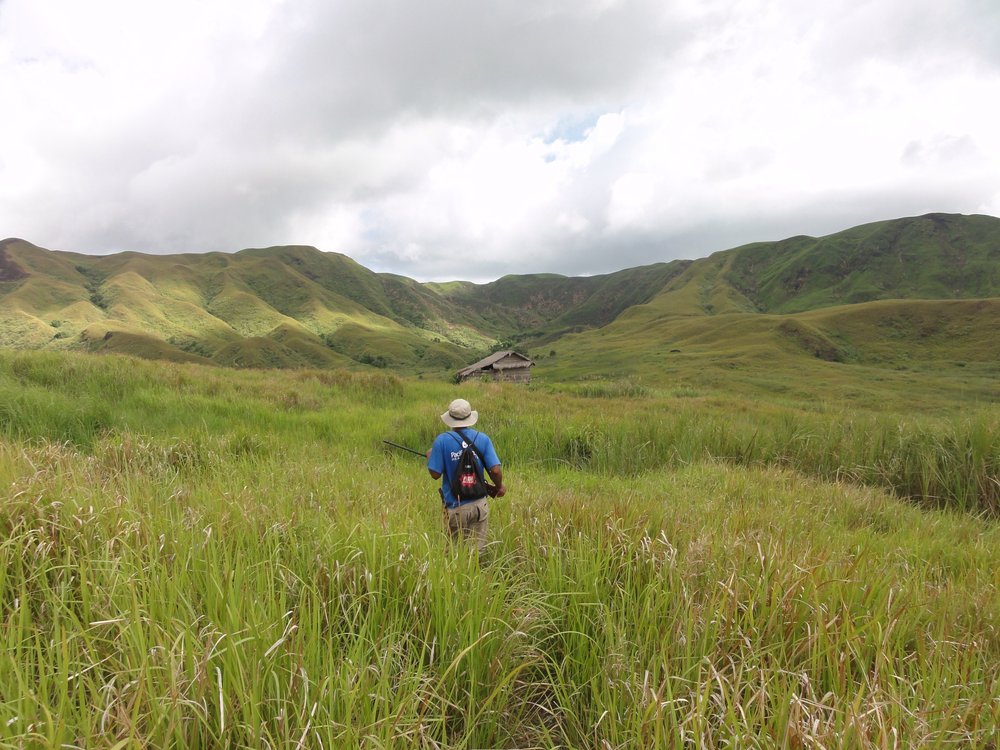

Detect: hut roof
[457, 350, 534, 379]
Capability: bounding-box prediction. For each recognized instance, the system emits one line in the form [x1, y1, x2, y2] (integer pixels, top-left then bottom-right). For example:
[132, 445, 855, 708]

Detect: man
[427, 398, 506, 554]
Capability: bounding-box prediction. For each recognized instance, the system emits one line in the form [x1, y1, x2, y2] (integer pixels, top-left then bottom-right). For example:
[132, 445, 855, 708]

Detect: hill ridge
[1, 212, 998, 376]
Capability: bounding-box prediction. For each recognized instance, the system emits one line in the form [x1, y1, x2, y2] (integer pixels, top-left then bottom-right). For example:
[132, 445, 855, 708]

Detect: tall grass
[497, 394, 1000, 516]
[1, 439, 997, 747]
[1, 348, 997, 513]
[0, 350, 998, 746]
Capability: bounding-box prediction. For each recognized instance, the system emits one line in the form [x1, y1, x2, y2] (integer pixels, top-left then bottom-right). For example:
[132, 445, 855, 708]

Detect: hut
[456, 350, 535, 384]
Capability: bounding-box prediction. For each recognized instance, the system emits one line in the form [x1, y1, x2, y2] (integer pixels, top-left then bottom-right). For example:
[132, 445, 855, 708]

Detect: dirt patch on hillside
[0, 240, 29, 282]
[777, 319, 844, 362]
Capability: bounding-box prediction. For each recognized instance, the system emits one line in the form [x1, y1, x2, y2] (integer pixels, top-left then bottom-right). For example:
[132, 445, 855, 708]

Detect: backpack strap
[455, 428, 496, 494]
[454, 428, 479, 457]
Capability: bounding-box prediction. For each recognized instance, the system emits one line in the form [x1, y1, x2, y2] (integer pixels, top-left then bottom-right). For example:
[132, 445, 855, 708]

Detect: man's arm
[488, 464, 506, 497]
[427, 445, 442, 479]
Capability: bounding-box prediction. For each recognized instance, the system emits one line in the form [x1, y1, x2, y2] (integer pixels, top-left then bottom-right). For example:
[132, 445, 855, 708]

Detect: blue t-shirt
[427, 428, 501, 508]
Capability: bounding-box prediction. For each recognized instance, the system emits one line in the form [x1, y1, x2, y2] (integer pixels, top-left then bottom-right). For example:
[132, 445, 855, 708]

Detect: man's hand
[488, 466, 506, 497]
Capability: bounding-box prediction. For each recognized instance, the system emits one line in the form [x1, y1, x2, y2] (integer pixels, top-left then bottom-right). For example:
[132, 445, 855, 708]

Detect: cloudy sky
[2, 0, 999, 281]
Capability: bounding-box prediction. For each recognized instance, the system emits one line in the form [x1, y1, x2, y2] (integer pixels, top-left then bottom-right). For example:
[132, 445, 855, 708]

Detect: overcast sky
[2, 0, 998, 281]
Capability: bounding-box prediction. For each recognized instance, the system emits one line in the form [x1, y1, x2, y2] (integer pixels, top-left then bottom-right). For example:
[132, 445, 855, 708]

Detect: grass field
[1, 350, 998, 747]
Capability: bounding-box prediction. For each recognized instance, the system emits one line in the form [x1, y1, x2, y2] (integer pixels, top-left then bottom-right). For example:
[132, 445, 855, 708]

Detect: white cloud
[0, 0, 998, 278]
[607, 173, 656, 230]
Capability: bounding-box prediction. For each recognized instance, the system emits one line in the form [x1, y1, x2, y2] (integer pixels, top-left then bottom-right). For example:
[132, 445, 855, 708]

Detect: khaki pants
[445, 498, 489, 554]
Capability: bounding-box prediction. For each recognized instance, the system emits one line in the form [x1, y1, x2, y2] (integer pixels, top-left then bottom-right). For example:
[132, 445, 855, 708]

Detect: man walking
[427, 398, 506, 554]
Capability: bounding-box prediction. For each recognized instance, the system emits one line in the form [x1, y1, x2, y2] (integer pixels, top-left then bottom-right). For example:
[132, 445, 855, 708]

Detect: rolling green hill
[725, 213, 1000, 312]
[1, 212, 999, 387]
[528, 213, 1000, 402]
[432, 261, 690, 341]
[0, 237, 690, 372]
[0, 239, 479, 373]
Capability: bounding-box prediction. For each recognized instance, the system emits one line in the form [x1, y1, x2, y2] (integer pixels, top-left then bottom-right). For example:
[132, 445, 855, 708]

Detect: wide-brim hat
[441, 398, 478, 428]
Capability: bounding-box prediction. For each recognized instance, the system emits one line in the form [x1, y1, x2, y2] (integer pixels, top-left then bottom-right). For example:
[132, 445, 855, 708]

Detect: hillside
[725, 213, 1000, 313]
[0, 238, 685, 372]
[1, 212, 999, 382]
[433, 261, 690, 341]
[532, 213, 1000, 399]
[0, 240, 474, 372]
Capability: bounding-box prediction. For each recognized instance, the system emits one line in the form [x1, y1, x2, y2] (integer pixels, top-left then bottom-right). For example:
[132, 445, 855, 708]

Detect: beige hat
[441, 398, 478, 428]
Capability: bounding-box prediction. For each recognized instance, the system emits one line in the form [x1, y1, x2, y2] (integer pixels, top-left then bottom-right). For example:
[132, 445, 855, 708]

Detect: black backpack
[449, 429, 491, 501]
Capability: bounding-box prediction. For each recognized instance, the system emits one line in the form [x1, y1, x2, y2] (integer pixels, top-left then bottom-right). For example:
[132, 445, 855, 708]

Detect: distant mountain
[1, 212, 998, 375]
[725, 213, 1000, 313]
[539, 213, 1000, 386]
[0, 238, 682, 371]
[434, 262, 689, 341]
[613, 213, 1000, 321]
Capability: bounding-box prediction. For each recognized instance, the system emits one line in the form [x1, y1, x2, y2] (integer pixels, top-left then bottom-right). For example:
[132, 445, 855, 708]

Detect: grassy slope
[1, 212, 999, 385]
[533, 214, 1000, 404]
[0, 238, 689, 372]
[0, 241, 473, 372]
[436, 261, 691, 341]
[238, 246, 494, 347]
[723, 213, 1000, 312]
[538, 296, 1000, 413]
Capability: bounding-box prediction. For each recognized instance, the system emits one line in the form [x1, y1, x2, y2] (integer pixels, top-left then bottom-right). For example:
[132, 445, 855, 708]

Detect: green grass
[0, 350, 998, 747]
[538, 295, 1000, 414]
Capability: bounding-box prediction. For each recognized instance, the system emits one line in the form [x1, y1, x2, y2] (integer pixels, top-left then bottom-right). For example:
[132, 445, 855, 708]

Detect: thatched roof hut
[456, 350, 534, 383]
